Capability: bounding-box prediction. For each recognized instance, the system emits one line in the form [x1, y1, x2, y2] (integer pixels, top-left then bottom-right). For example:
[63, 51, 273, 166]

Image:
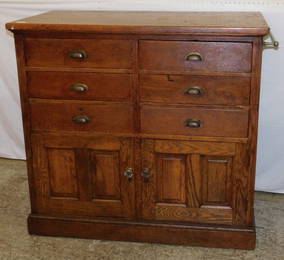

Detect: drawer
[25, 38, 133, 68]
[139, 41, 252, 73]
[141, 105, 248, 137]
[27, 71, 132, 101]
[140, 74, 250, 105]
[30, 100, 133, 133]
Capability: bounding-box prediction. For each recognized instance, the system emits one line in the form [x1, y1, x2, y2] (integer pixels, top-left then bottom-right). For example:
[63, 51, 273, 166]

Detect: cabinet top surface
[6, 11, 269, 36]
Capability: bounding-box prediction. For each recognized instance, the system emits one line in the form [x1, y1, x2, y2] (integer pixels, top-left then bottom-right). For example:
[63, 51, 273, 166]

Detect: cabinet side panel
[246, 37, 264, 226]
[14, 34, 37, 212]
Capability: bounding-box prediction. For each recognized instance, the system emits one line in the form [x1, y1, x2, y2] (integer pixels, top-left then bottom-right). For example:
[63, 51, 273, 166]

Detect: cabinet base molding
[28, 215, 256, 250]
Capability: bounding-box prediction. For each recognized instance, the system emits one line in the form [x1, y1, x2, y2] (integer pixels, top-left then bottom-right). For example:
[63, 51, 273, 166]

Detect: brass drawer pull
[185, 119, 201, 128]
[70, 83, 88, 92]
[69, 50, 88, 60]
[141, 168, 151, 183]
[185, 86, 202, 96]
[185, 52, 202, 61]
[72, 115, 91, 124]
[124, 168, 134, 182]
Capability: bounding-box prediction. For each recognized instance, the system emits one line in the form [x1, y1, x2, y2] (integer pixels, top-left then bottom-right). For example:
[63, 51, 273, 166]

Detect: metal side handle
[263, 32, 279, 49]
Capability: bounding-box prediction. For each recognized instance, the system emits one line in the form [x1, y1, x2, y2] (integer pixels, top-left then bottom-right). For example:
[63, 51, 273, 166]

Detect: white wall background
[0, 0, 284, 193]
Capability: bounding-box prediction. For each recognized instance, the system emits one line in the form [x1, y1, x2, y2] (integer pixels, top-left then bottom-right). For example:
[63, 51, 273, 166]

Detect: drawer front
[140, 74, 250, 105]
[28, 71, 132, 101]
[141, 105, 248, 137]
[25, 38, 133, 68]
[30, 101, 133, 133]
[139, 41, 252, 73]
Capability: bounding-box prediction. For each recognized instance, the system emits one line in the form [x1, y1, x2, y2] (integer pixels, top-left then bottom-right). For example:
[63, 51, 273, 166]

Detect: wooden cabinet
[6, 11, 270, 249]
[141, 139, 235, 224]
[31, 134, 135, 218]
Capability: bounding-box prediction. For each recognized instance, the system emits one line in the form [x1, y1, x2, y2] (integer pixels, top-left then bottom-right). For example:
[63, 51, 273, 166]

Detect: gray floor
[0, 158, 283, 260]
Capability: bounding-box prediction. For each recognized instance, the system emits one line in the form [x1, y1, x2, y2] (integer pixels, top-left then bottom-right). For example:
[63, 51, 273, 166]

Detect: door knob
[124, 168, 134, 182]
[141, 168, 151, 183]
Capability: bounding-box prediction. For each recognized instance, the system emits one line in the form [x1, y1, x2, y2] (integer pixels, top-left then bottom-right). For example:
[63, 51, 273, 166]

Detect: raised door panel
[32, 134, 135, 218]
[156, 154, 186, 204]
[201, 156, 233, 206]
[141, 139, 247, 225]
[90, 151, 121, 200]
[47, 148, 78, 199]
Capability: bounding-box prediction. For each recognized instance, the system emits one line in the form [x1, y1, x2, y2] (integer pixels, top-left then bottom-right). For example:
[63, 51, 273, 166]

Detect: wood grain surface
[27, 71, 132, 101]
[7, 10, 267, 249]
[6, 11, 269, 36]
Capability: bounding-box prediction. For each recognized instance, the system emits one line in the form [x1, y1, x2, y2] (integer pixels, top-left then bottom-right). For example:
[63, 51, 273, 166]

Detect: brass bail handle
[263, 32, 279, 49]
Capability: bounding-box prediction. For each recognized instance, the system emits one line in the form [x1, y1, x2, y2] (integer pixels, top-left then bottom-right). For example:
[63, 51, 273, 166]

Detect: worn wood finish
[139, 41, 252, 73]
[31, 133, 135, 218]
[27, 71, 132, 101]
[140, 74, 251, 105]
[7, 11, 269, 249]
[141, 105, 249, 137]
[6, 11, 268, 36]
[28, 215, 256, 250]
[25, 38, 134, 69]
[30, 100, 134, 133]
[141, 139, 234, 225]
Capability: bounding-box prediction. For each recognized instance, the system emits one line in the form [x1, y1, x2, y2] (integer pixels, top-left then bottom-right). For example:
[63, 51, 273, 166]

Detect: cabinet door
[31, 133, 135, 219]
[141, 139, 248, 225]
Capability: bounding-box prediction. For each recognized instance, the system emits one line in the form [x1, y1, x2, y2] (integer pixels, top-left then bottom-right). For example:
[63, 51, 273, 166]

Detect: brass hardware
[263, 32, 279, 49]
[185, 52, 202, 61]
[69, 50, 88, 60]
[124, 168, 134, 182]
[141, 168, 151, 183]
[72, 115, 91, 124]
[184, 86, 202, 96]
[70, 83, 89, 92]
[184, 119, 201, 128]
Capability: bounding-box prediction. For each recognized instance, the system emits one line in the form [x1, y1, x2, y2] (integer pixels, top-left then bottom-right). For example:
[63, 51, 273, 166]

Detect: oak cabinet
[141, 139, 236, 224]
[32, 134, 135, 218]
[6, 11, 270, 249]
